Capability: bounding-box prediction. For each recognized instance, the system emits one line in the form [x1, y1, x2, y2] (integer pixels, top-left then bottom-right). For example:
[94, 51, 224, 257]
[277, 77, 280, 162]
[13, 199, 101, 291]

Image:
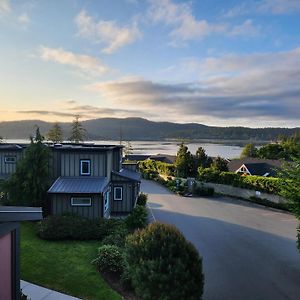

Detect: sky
[0, 0, 300, 127]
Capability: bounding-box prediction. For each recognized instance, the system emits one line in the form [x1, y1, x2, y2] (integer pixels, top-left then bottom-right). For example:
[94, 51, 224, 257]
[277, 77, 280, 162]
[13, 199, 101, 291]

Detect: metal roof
[113, 169, 141, 182]
[0, 206, 42, 222]
[48, 176, 108, 194]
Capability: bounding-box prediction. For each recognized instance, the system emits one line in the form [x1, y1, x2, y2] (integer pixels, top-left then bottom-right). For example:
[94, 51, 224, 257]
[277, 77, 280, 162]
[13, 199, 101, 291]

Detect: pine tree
[175, 143, 194, 178]
[47, 122, 63, 143]
[195, 147, 212, 169]
[69, 115, 86, 143]
[3, 127, 50, 207]
[212, 156, 228, 172]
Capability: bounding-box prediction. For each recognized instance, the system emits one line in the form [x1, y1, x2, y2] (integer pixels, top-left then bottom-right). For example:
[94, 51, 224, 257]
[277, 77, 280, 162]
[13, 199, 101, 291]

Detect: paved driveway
[142, 179, 300, 300]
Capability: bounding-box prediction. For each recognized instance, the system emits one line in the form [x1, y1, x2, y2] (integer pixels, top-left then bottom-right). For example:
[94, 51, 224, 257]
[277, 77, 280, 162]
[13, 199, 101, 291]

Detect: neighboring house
[0, 143, 141, 219]
[0, 206, 42, 300]
[0, 144, 26, 180]
[228, 158, 282, 177]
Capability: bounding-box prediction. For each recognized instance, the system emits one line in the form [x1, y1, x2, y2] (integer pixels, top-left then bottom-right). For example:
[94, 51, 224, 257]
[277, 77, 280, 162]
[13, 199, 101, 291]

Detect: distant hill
[0, 117, 299, 142]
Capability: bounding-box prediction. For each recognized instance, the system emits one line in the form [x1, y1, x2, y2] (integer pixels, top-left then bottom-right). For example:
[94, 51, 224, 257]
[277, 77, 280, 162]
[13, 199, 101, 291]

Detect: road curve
[141, 179, 300, 300]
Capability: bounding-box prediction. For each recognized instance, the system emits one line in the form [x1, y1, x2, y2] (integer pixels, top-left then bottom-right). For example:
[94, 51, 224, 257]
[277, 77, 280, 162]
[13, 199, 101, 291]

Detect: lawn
[20, 222, 121, 300]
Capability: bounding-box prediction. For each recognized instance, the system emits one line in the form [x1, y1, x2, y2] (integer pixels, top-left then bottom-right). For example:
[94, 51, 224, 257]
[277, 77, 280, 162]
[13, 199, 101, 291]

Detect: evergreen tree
[212, 156, 228, 172]
[195, 147, 212, 169]
[69, 115, 86, 143]
[47, 122, 63, 143]
[240, 143, 257, 158]
[3, 127, 50, 207]
[175, 143, 194, 178]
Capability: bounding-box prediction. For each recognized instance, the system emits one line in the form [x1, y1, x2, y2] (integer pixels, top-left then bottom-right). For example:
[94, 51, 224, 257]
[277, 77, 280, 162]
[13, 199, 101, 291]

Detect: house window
[80, 160, 91, 176]
[114, 187, 122, 201]
[71, 197, 91, 206]
[4, 156, 16, 164]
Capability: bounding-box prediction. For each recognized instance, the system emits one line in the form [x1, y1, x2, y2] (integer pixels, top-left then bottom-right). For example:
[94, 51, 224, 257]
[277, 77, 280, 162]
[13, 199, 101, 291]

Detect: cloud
[228, 19, 261, 37]
[17, 110, 76, 118]
[225, 0, 300, 17]
[148, 0, 226, 43]
[86, 47, 300, 123]
[75, 10, 142, 54]
[0, 0, 10, 14]
[39, 46, 109, 76]
[18, 13, 30, 24]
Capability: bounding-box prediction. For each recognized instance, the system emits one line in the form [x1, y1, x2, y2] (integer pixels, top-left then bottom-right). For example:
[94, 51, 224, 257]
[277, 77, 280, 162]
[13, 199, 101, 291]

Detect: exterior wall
[198, 181, 286, 204]
[0, 222, 20, 300]
[111, 173, 140, 214]
[0, 150, 23, 177]
[112, 148, 122, 172]
[59, 151, 107, 177]
[50, 193, 103, 219]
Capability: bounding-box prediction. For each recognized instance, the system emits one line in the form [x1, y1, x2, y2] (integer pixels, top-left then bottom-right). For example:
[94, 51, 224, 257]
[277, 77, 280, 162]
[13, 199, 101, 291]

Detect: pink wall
[0, 233, 12, 300]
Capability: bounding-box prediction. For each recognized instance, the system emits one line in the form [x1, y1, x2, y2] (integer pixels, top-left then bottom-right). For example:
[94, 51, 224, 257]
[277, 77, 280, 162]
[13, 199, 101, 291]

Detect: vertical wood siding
[60, 152, 107, 177]
[50, 193, 103, 219]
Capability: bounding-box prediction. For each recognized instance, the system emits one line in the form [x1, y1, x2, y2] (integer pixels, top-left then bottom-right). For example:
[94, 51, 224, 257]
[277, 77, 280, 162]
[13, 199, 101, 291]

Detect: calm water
[7, 139, 244, 159]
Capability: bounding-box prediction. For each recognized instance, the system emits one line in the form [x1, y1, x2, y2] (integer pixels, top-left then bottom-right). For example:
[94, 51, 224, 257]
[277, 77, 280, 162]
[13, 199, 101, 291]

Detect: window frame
[4, 156, 17, 164]
[113, 187, 123, 201]
[70, 197, 92, 207]
[80, 159, 91, 176]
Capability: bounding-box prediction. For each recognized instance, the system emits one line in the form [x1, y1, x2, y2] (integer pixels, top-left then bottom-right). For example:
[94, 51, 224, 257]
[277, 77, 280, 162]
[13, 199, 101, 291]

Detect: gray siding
[111, 172, 139, 213]
[112, 148, 122, 171]
[0, 151, 23, 176]
[50, 193, 103, 219]
[60, 152, 107, 177]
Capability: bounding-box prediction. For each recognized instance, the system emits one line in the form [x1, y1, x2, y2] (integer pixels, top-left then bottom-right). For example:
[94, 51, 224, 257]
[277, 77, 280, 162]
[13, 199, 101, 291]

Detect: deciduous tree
[240, 143, 257, 158]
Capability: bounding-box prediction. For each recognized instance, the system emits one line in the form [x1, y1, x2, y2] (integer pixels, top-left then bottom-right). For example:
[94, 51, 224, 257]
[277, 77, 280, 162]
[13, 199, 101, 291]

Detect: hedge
[198, 168, 282, 194]
[139, 160, 175, 177]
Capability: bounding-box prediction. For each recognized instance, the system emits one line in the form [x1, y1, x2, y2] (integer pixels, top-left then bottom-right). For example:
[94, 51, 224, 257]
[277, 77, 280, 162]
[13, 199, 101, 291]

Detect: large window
[71, 197, 91, 206]
[114, 187, 123, 201]
[80, 160, 91, 176]
[4, 156, 16, 164]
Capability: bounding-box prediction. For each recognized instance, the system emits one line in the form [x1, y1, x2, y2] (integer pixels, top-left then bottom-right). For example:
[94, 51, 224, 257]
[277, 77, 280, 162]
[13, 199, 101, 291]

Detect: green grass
[20, 222, 121, 300]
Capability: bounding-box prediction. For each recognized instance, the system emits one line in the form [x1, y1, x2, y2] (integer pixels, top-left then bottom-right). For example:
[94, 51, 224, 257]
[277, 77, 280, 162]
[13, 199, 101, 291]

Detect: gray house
[0, 143, 141, 219]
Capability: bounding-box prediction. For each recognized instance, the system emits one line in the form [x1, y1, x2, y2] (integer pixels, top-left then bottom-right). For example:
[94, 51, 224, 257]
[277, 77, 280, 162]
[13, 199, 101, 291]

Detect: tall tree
[47, 122, 63, 143]
[69, 115, 86, 143]
[195, 147, 212, 169]
[240, 143, 257, 158]
[175, 143, 194, 178]
[3, 127, 50, 207]
[212, 156, 228, 172]
[279, 157, 300, 251]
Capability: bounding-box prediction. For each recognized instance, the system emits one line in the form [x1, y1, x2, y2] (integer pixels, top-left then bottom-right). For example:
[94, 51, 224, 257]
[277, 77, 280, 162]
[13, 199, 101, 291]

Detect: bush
[38, 214, 124, 240]
[194, 186, 214, 196]
[125, 205, 148, 231]
[139, 160, 175, 177]
[125, 222, 204, 300]
[93, 245, 124, 274]
[101, 225, 129, 248]
[136, 192, 148, 206]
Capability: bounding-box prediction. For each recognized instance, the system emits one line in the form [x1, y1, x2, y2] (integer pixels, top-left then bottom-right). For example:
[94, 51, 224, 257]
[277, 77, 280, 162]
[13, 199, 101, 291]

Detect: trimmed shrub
[38, 214, 124, 240]
[125, 222, 204, 300]
[93, 245, 124, 274]
[198, 167, 282, 194]
[139, 160, 175, 177]
[101, 225, 129, 248]
[125, 205, 148, 231]
[136, 192, 148, 206]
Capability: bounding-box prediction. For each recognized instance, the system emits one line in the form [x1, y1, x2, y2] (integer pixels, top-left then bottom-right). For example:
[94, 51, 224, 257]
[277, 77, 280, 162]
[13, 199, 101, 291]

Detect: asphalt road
[141, 179, 300, 300]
